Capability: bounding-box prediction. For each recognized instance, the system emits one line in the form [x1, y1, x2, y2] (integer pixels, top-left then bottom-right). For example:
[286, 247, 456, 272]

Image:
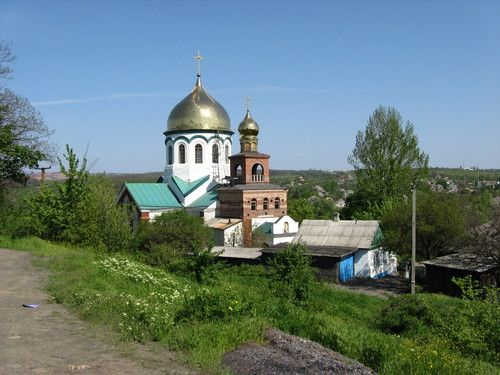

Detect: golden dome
[238, 110, 259, 136]
[167, 75, 231, 132]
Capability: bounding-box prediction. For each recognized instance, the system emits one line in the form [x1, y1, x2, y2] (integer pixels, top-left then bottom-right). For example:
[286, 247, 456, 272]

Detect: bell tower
[217, 108, 288, 246]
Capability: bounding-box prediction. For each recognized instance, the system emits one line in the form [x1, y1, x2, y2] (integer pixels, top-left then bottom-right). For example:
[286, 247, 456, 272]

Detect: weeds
[1, 236, 498, 374]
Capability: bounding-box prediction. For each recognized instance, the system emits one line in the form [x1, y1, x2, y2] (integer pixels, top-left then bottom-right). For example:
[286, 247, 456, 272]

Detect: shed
[291, 220, 397, 281]
[423, 253, 499, 296]
[262, 243, 356, 282]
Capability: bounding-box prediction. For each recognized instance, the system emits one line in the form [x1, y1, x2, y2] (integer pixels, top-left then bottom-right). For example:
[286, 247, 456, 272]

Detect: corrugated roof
[125, 183, 181, 209]
[212, 246, 262, 259]
[206, 218, 242, 230]
[293, 220, 380, 249]
[423, 253, 498, 272]
[188, 186, 219, 208]
[172, 175, 209, 197]
[263, 243, 355, 258]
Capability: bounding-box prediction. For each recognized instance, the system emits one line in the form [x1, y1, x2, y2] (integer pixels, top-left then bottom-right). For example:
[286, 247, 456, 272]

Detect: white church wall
[164, 132, 232, 184]
[272, 215, 299, 235]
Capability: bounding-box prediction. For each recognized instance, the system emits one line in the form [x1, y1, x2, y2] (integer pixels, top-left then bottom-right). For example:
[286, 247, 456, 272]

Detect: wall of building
[241, 190, 288, 219]
[354, 249, 398, 278]
[164, 131, 232, 183]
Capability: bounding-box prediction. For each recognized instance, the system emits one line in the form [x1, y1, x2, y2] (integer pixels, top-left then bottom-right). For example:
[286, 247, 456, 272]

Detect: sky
[1, 0, 499, 173]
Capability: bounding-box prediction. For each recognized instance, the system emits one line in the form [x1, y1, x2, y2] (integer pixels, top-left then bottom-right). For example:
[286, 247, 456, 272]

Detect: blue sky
[1, 0, 499, 172]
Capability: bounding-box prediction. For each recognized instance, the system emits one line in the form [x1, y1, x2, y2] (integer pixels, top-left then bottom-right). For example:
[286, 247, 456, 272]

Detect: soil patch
[222, 328, 376, 375]
[335, 275, 410, 298]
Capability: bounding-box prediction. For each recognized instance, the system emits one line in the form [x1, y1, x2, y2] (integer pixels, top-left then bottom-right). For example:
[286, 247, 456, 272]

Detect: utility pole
[411, 185, 416, 295]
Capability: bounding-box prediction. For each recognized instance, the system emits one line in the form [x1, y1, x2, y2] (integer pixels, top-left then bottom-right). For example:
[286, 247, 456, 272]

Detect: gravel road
[0, 248, 197, 375]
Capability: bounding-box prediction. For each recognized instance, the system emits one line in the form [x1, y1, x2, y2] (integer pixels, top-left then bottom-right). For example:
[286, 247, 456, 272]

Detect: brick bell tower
[217, 108, 288, 247]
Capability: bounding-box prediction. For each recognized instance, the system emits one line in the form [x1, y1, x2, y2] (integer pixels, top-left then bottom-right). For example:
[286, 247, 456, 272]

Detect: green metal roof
[124, 183, 182, 209]
[256, 222, 273, 234]
[188, 186, 219, 208]
[172, 175, 210, 197]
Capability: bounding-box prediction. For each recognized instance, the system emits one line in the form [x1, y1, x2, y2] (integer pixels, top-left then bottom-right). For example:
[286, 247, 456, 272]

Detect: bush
[268, 242, 315, 304]
[137, 210, 220, 283]
[176, 287, 251, 322]
[379, 294, 434, 334]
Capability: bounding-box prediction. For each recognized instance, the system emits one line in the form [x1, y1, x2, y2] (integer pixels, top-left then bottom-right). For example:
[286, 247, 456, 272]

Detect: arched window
[212, 144, 219, 163]
[274, 197, 280, 209]
[195, 144, 203, 163]
[225, 145, 229, 163]
[252, 163, 264, 175]
[236, 165, 242, 176]
[284, 222, 289, 233]
[179, 144, 186, 164]
[168, 145, 173, 165]
[252, 163, 264, 182]
[263, 198, 269, 210]
[251, 198, 257, 211]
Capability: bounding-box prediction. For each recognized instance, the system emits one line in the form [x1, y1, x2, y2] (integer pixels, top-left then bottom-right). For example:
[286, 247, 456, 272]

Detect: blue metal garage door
[339, 254, 354, 283]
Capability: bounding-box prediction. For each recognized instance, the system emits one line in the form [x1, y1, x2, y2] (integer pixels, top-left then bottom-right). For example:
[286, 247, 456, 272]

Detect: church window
[252, 163, 264, 182]
[212, 144, 219, 163]
[236, 165, 242, 176]
[251, 198, 257, 211]
[168, 145, 173, 165]
[179, 144, 186, 164]
[195, 144, 203, 163]
[263, 198, 269, 210]
[225, 145, 229, 163]
[274, 197, 280, 209]
[284, 222, 289, 233]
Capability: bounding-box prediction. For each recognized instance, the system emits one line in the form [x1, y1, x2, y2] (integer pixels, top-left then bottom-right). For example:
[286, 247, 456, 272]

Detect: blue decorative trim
[165, 134, 233, 145]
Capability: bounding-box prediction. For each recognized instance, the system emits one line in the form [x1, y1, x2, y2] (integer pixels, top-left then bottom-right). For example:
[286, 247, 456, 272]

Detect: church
[118, 56, 298, 248]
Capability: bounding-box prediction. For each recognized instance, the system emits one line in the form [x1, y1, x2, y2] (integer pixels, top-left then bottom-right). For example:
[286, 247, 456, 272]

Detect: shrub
[379, 294, 434, 334]
[137, 210, 219, 283]
[268, 242, 315, 304]
[176, 287, 251, 322]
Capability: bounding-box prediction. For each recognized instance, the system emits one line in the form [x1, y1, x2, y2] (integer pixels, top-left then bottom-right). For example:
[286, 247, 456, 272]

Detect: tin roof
[423, 253, 499, 273]
[212, 246, 262, 259]
[206, 218, 242, 230]
[188, 186, 219, 208]
[293, 220, 381, 249]
[172, 175, 210, 197]
[124, 183, 181, 209]
[263, 243, 355, 259]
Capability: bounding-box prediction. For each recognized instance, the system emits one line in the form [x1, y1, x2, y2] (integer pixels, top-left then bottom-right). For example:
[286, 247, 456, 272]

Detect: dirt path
[0, 248, 198, 375]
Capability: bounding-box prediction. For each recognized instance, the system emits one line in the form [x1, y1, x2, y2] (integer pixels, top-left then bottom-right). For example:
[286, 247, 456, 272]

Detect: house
[423, 253, 499, 296]
[262, 219, 397, 283]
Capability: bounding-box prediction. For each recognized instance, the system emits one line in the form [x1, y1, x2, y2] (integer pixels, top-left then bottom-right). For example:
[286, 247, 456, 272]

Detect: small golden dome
[238, 110, 259, 136]
[167, 75, 231, 132]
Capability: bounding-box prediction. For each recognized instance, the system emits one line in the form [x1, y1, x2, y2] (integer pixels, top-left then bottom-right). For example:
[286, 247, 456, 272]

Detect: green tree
[0, 42, 54, 194]
[288, 198, 315, 223]
[268, 242, 315, 303]
[136, 209, 217, 283]
[66, 174, 132, 251]
[344, 106, 429, 219]
[0, 107, 43, 188]
[381, 190, 466, 260]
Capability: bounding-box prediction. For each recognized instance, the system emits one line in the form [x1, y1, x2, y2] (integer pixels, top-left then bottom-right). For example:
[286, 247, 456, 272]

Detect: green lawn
[1, 236, 498, 375]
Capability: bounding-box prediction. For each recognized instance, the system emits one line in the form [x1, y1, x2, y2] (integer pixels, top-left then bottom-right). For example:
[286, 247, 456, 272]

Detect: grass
[1, 236, 498, 375]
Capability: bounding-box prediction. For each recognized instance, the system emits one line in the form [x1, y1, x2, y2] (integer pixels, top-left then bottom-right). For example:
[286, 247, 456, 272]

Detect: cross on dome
[194, 50, 204, 76]
[246, 96, 252, 112]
